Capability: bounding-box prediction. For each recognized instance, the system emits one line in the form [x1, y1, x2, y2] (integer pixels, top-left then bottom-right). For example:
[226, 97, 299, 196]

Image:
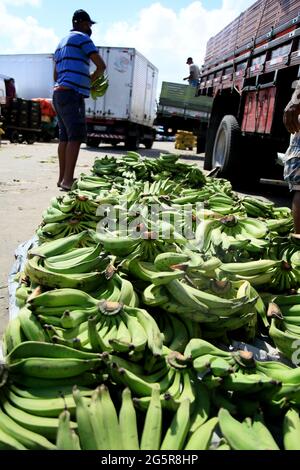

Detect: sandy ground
[0, 139, 291, 336]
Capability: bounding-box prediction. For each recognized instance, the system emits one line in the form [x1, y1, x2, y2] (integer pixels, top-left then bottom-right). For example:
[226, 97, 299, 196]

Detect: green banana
[119, 388, 139, 450]
[56, 410, 81, 450]
[140, 385, 162, 450]
[73, 386, 97, 450]
[99, 384, 122, 450]
[185, 417, 218, 450]
[218, 408, 264, 450]
[160, 398, 190, 450]
[0, 406, 56, 450]
[283, 408, 300, 450]
[7, 341, 100, 362]
[8, 357, 102, 378]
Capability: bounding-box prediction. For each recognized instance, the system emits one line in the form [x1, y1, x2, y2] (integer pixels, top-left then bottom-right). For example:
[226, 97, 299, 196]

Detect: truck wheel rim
[212, 128, 226, 168]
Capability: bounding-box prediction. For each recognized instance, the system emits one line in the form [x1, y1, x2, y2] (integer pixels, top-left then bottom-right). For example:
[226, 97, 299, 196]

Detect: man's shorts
[52, 89, 86, 142]
[283, 133, 300, 191]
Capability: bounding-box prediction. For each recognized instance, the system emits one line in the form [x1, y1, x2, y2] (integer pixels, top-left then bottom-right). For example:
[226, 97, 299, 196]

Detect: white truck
[0, 48, 158, 149]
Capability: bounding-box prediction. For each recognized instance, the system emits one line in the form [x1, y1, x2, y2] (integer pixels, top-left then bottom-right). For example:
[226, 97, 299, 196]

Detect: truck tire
[9, 130, 19, 144]
[125, 137, 139, 150]
[86, 137, 100, 148]
[25, 133, 36, 144]
[212, 115, 240, 179]
[144, 139, 154, 149]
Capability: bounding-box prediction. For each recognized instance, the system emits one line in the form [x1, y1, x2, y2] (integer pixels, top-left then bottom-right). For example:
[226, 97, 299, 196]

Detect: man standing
[283, 80, 300, 234]
[183, 57, 200, 87]
[53, 9, 106, 191]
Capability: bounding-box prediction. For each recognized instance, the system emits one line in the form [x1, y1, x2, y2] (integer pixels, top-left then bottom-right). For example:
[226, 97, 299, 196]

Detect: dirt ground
[0, 139, 291, 336]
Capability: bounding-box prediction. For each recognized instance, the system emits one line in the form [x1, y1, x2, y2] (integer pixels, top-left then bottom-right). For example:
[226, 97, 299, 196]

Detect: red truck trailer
[199, 0, 300, 185]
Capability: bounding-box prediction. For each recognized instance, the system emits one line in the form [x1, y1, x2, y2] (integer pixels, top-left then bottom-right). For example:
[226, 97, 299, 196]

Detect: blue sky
[0, 0, 255, 95]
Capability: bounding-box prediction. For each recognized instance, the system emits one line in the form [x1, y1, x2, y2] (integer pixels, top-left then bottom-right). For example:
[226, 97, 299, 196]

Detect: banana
[6, 341, 100, 362]
[25, 256, 105, 292]
[119, 388, 139, 450]
[165, 280, 210, 313]
[283, 408, 300, 450]
[189, 382, 210, 433]
[218, 408, 265, 450]
[251, 412, 279, 450]
[115, 367, 158, 396]
[184, 339, 232, 360]
[87, 315, 107, 353]
[210, 356, 234, 377]
[8, 357, 102, 378]
[140, 385, 162, 450]
[269, 318, 297, 360]
[44, 252, 106, 276]
[28, 231, 87, 259]
[160, 398, 190, 450]
[115, 274, 136, 306]
[10, 372, 99, 389]
[193, 354, 218, 374]
[10, 383, 92, 400]
[0, 426, 27, 450]
[0, 390, 72, 440]
[119, 311, 148, 352]
[0, 407, 56, 450]
[221, 372, 279, 393]
[61, 307, 99, 329]
[220, 259, 279, 276]
[29, 288, 98, 309]
[154, 252, 190, 271]
[142, 284, 169, 306]
[3, 317, 23, 354]
[185, 417, 218, 450]
[18, 306, 48, 342]
[94, 232, 140, 256]
[73, 386, 97, 450]
[99, 384, 122, 450]
[45, 244, 101, 268]
[56, 410, 81, 450]
[4, 388, 85, 418]
[124, 306, 163, 357]
[168, 315, 190, 353]
[89, 387, 109, 450]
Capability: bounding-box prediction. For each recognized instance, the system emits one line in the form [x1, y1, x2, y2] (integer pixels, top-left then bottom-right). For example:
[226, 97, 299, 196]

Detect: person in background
[283, 80, 300, 234]
[53, 9, 106, 191]
[5, 78, 16, 105]
[183, 57, 200, 87]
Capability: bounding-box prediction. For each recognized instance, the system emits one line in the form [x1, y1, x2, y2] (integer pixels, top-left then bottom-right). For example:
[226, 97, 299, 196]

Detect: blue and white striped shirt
[54, 31, 98, 97]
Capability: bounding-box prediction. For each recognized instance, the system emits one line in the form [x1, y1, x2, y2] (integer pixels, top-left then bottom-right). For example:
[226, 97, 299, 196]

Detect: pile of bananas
[3, 150, 300, 450]
[90, 73, 109, 100]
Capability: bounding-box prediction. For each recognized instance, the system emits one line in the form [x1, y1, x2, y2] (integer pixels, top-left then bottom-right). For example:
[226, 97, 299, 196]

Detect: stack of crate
[175, 130, 197, 150]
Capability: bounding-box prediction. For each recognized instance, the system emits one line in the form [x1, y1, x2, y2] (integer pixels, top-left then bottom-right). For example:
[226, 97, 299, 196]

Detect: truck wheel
[125, 137, 139, 150]
[10, 130, 19, 144]
[212, 115, 240, 178]
[144, 139, 154, 149]
[86, 138, 100, 148]
[26, 133, 36, 145]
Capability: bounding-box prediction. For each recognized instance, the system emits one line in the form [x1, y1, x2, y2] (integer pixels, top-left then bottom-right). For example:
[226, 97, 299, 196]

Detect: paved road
[0, 139, 291, 335]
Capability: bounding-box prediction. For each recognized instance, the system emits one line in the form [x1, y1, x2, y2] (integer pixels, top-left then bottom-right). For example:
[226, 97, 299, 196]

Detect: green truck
[154, 81, 213, 152]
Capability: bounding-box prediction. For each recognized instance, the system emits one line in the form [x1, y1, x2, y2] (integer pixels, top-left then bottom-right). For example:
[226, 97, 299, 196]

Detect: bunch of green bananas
[90, 73, 109, 100]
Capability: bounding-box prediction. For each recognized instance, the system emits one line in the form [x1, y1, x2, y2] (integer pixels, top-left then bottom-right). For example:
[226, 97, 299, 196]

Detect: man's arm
[284, 80, 300, 134]
[90, 52, 106, 82]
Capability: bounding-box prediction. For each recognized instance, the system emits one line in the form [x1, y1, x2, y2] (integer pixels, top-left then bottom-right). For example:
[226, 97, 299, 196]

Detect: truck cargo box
[85, 47, 158, 127]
